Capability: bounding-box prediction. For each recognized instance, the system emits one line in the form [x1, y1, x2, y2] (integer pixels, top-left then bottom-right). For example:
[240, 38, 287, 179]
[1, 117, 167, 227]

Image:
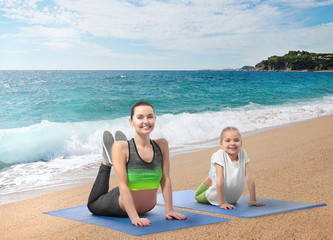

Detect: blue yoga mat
[44, 205, 231, 236]
[157, 190, 327, 218]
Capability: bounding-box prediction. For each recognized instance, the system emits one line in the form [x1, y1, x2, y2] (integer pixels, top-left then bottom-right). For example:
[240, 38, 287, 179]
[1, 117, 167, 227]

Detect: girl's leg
[195, 177, 211, 204]
[87, 164, 127, 217]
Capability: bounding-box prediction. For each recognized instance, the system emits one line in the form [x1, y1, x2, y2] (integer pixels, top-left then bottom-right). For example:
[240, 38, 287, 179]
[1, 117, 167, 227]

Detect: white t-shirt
[206, 149, 249, 205]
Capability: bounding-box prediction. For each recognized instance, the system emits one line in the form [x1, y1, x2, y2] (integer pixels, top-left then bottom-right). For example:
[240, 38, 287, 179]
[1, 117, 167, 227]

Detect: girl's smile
[220, 130, 242, 161]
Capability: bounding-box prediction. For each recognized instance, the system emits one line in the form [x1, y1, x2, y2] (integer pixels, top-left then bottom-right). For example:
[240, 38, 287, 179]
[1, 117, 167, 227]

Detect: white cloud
[0, 0, 332, 69]
[270, 0, 333, 9]
[71, 0, 280, 39]
[15, 25, 78, 49]
[19, 25, 78, 38]
[0, 0, 79, 24]
[1, 1, 282, 39]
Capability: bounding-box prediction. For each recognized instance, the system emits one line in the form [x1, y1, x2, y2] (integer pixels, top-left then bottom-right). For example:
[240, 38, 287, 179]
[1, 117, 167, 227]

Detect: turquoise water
[2, 70, 332, 129]
[0, 70, 332, 203]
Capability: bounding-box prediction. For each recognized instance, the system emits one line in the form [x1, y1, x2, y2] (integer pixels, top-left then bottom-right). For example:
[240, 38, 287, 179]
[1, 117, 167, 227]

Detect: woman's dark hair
[130, 101, 155, 119]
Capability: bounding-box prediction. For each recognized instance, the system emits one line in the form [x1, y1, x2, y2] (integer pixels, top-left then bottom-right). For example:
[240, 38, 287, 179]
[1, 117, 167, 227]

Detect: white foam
[0, 117, 130, 164]
[0, 154, 103, 204]
[154, 97, 333, 150]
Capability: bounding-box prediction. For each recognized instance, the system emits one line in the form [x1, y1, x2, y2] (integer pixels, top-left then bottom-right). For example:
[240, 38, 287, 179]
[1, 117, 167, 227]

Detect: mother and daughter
[87, 101, 263, 227]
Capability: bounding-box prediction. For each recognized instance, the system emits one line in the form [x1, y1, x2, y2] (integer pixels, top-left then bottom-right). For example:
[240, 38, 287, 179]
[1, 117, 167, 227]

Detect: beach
[1, 115, 332, 240]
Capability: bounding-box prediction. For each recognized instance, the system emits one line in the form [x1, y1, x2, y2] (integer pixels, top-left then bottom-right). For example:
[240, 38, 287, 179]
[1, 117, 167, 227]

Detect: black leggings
[87, 164, 128, 217]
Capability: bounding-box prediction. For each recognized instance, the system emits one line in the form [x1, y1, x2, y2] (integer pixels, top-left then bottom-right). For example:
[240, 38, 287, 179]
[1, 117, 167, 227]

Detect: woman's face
[129, 105, 156, 135]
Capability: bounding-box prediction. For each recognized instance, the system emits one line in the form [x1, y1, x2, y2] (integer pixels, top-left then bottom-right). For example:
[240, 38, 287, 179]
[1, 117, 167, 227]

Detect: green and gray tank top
[127, 138, 163, 191]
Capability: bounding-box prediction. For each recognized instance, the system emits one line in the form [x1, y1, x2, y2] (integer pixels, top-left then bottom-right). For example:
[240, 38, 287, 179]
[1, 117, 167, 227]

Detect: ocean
[1, 70, 333, 204]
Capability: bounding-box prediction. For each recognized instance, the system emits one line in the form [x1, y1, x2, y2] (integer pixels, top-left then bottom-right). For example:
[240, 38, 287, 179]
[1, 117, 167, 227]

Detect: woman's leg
[87, 131, 127, 217]
[88, 130, 114, 205]
[87, 164, 111, 205]
[87, 164, 128, 217]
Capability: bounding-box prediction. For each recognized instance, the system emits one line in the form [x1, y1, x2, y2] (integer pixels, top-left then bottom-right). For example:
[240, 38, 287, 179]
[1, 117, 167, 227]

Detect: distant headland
[201, 51, 333, 72]
[252, 51, 333, 72]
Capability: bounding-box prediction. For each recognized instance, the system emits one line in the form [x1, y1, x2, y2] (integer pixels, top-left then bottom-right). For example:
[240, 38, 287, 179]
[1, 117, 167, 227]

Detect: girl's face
[220, 130, 242, 158]
[129, 105, 156, 135]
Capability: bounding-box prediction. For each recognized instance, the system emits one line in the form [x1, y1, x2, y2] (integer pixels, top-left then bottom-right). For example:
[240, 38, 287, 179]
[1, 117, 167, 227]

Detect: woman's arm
[215, 163, 235, 209]
[245, 163, 265, 207]
[157, 138, 187, 220]
[112, 142, 151, 227]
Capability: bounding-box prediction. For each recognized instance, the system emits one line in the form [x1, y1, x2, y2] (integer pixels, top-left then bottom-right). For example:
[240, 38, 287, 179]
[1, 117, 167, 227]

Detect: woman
[88, 101, 187, 227]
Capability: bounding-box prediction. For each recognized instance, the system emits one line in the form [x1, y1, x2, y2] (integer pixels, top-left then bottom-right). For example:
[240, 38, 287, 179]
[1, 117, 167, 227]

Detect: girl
[88, 101, 186, 226]
[195, 126, 264, 209]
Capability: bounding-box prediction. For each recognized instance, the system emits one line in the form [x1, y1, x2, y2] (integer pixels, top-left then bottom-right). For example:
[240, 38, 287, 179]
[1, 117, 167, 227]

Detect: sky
[0, 0, 333, 70]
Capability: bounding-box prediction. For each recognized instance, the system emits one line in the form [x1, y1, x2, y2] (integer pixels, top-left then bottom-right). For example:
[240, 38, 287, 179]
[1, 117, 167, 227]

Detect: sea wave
[1, 96, 332, 165]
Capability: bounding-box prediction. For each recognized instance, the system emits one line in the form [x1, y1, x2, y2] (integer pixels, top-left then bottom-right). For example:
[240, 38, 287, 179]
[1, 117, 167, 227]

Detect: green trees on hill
[254, 51, 333, 71]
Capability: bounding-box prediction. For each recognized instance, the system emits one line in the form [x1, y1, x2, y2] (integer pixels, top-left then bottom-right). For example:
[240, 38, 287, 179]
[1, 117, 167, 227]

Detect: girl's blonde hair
[220, 126, 241, 141]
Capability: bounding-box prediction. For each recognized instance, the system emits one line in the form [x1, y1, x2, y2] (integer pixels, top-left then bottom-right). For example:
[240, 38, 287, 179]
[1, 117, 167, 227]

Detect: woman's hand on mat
[131, 217, 151, 227]
[220, 203, 235, 210]
[165, 211, 187, 220]
[248, 201, 265, 207]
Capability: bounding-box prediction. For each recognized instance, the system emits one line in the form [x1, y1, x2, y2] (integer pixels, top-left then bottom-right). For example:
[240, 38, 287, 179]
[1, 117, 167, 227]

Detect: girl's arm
[215, 163, 235, 209]
[157, 138, 187, 220]
[245, 163, 265, 207]
[112, 142, 151, 227]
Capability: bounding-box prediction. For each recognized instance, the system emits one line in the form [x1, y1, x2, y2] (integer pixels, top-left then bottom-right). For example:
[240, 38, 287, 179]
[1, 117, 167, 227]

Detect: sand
[1, 116, 332, 240]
